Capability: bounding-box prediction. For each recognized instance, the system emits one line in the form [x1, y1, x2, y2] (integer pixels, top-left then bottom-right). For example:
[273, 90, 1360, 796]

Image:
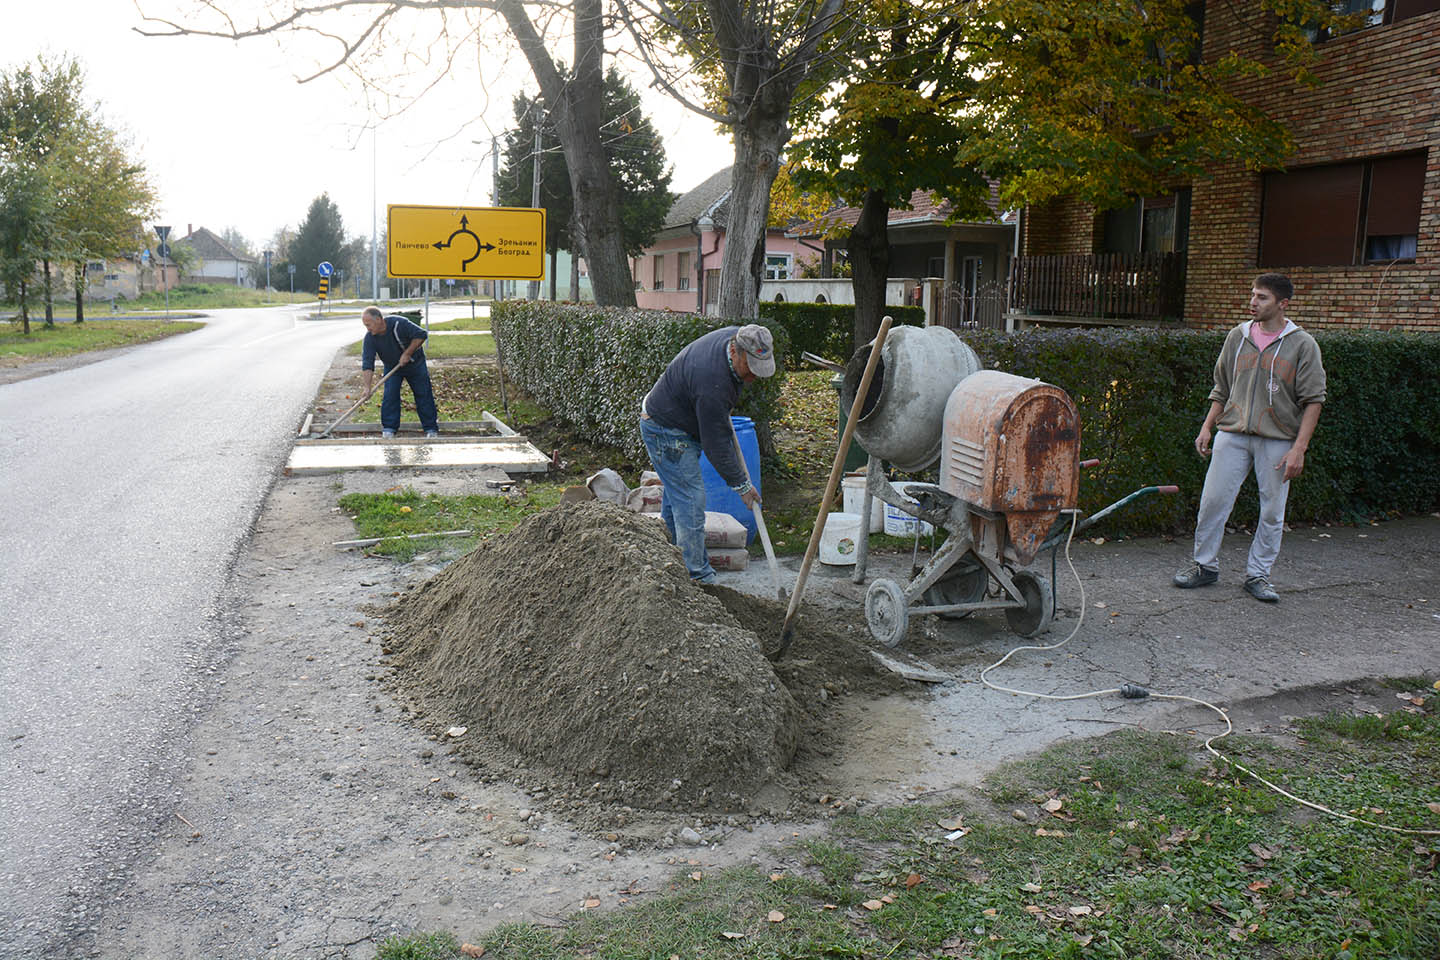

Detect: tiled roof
[664, 167, 733, 229]
[789, 183, 1010, 237]
[182, 226, 256, 263]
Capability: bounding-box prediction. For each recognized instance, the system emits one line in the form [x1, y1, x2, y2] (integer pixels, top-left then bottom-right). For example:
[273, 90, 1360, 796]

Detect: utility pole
[372, 126, 380, 301]
[529, 109, 543, 301]
[491, 135, 501, 301]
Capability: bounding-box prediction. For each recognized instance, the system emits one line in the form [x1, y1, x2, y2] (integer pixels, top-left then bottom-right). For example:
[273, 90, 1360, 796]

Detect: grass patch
[129, 283, 311, 309]
[430, 312, 493, 331]
[344, 334, 496, 360]
[401, 702, 1439, 958]
[0, 318, 204, 364]
[338, 485, 565, 560]
[374, 931, 463, 960]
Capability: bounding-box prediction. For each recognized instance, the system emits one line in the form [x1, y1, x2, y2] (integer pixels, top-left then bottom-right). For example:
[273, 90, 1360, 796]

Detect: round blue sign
[317, 261, 334, 277]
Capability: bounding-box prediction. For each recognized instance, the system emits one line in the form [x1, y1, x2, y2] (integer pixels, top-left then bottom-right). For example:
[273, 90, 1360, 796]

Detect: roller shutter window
[1364, 151, 1426, 262]
[1392, 0, 1440, 22]
[1259, 163, 1364, 267]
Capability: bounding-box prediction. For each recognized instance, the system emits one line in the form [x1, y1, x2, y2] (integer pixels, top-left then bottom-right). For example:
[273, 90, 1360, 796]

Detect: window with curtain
[652, 254, 665, 290]
[1260, 150, 1426, 266]
[677, 251, 691, 290]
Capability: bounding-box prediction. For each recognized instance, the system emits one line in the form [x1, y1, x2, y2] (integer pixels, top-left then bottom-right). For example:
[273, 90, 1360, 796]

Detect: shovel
[734, 428, 784, 603]
[317, 364, 402, 440]
[776, 315, 893, 659]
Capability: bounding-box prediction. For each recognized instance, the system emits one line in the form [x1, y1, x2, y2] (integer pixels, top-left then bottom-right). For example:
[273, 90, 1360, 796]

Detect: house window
[764, 254, 792, 281]
[1303, 0, 1436, 40]
[676, 251, 691, 291]
[1259, 151, 1425, 266]
[632, 259, 643, 291]
[1102, 190, 1191, 254]
[652, 254, 665, 290]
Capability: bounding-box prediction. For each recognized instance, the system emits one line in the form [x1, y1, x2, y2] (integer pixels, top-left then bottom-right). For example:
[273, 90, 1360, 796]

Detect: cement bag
[705, 511, 748, 548]
[707, 548, 750, 571]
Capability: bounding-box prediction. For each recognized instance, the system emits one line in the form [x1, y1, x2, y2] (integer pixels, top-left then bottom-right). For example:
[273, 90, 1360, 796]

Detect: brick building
[1014, 0, 1439, 331]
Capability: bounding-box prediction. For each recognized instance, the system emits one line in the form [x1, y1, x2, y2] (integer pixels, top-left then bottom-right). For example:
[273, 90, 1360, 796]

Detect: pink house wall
[633, 229, 810, 314]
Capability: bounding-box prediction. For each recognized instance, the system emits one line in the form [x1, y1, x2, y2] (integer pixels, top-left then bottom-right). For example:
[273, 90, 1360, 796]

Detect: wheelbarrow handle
[1079, 458, 1100, 469]
[1157, 484, 1180, 495]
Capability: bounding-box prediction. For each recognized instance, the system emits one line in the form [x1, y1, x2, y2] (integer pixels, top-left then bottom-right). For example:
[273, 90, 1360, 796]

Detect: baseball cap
[735, 324, 776, 378]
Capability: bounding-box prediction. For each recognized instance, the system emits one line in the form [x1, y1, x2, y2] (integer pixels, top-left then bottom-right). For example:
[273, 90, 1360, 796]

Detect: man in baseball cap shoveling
[639, 324, 775, 583]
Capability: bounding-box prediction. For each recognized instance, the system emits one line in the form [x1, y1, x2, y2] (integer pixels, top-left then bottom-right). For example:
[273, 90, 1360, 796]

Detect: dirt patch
[381, 501, 908, 830]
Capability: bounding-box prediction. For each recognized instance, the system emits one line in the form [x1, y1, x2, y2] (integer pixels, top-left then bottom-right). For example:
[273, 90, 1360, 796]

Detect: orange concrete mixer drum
[939, 370, 1080, 565]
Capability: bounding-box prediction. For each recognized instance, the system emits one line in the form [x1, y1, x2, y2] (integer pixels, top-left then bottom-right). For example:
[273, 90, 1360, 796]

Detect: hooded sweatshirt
[1209, 318, 1326, 441]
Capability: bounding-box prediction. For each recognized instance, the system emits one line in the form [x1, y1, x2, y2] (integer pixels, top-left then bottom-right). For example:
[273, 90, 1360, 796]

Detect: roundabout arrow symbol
[431, 214, 487, 272]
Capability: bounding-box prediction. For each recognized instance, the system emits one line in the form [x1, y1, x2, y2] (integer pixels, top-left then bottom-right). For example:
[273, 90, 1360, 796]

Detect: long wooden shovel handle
[317, 364, 402, 439]
[733, 428, 784, 602]
[776, 315, 893, 658]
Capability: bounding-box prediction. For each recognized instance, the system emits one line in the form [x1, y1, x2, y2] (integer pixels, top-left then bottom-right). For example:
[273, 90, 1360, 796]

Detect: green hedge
[963, 327, 1440, 533]
[758, 301, 925, 366]
[490, 302, 788, 462]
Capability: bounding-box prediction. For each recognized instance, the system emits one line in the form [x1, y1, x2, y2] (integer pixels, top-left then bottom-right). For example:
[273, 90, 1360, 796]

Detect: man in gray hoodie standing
[1173, 273, 1326, 602]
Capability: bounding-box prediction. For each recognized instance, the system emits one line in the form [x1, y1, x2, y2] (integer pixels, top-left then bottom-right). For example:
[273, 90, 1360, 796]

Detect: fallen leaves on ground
[767, 910, 785, 923]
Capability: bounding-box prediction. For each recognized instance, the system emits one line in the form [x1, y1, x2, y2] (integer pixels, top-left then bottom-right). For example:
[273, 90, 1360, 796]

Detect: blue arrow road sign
[317, 261, 334, 278]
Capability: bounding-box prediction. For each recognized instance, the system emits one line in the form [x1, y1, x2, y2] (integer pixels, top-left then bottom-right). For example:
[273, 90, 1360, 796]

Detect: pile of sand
[385, 501, 806, 812]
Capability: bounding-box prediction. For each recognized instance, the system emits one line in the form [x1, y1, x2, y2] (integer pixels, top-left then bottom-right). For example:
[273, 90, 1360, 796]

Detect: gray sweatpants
[1193, 429, 1292, 580]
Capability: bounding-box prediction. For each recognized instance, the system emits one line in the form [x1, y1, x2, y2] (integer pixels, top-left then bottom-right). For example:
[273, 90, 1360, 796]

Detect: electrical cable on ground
[980, 510, 1440, 837]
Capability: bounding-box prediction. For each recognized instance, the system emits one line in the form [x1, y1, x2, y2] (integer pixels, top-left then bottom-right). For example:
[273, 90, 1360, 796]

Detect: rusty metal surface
[940, 370, 1080, 564]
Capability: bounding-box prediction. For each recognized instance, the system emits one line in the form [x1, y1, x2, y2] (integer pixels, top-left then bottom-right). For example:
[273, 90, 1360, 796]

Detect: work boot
[1172, 563, 1218, 589]
[1243, 576, 1280, 603]
[382, 429, 395, 438]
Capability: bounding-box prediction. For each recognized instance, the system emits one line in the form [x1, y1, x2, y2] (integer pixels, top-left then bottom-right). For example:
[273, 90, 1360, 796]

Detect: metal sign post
[154, 225, 171, 318]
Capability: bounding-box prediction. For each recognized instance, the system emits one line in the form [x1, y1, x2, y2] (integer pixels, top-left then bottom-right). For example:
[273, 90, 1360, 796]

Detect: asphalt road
[0, 307, 370, 959]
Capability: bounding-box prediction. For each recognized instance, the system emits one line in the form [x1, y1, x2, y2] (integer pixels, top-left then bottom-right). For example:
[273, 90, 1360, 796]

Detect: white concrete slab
[285, 440, 550, 474]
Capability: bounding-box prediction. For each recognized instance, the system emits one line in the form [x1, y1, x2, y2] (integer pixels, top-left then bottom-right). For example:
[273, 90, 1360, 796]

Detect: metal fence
[931, 278, 1009, 331]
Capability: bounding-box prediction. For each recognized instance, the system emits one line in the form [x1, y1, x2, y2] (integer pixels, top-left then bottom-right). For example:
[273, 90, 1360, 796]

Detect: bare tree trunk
[73, 261, 85, 323]
[499, 0, 635, 308]
[568, 210, 582, 302]
[847, 189, 892, 349]
[42, 258, 54, 328]
[717, 116, 787, 320]
[19, 278, 30, 334]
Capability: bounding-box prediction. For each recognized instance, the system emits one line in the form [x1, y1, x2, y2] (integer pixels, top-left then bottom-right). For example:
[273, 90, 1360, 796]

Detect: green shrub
[964, 327, 1440, 532]
[758, 301, 924, 366]
[491, 302, 788, 462]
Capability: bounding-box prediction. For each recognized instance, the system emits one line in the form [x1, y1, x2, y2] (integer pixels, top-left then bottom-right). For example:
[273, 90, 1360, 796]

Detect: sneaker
[425, 430, 439, 438]
[381, 429, 395, 438]
[1173, 563, 1218, 589]
[1243, 576, 1280, 603]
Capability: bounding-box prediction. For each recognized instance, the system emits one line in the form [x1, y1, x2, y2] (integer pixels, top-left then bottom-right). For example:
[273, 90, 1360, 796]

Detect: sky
[2, 0, 734, 257]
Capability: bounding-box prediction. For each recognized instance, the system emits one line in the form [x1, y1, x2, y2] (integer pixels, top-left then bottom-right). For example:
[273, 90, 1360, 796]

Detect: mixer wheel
[1004, 570, 1053, 638]
[865, 578, 910, 648]
[923, 565, 988, 619]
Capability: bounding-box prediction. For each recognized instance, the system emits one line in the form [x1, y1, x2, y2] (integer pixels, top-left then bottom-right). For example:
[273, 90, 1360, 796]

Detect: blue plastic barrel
[699, 416, 761, 545]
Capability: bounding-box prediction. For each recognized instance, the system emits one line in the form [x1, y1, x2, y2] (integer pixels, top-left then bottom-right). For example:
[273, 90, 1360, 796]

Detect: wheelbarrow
[849, 369, 1177, 646]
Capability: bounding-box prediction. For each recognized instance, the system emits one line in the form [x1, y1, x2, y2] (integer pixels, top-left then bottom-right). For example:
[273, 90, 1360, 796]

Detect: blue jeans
[380, 358, 439, 432]
[639, 416, 715, 583]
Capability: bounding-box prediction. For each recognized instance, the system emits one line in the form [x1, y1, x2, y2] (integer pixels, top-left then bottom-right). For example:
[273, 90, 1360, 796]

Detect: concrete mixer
[840, 325, 1176, 647]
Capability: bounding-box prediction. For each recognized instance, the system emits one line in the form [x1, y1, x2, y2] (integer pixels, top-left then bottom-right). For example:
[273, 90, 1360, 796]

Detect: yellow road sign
[387, 204, 546, 280]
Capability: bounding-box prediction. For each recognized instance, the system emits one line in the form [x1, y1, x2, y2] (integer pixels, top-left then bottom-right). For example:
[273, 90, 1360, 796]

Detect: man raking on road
[361, 306, 440, 438]
[640, 324, 775, 584]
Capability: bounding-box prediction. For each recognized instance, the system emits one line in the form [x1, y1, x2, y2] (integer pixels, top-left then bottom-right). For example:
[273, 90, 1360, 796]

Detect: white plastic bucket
[818, 512, 862, 566]
[884, 481, 935, 537]
[841, 475, 884, 533]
